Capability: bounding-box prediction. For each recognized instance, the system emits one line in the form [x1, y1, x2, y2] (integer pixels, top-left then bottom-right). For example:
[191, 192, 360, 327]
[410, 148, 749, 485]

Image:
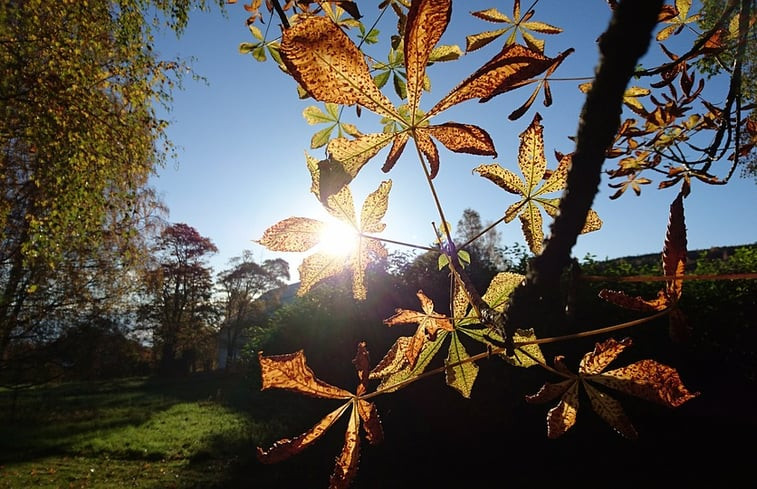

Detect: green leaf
[310, 125, 335, 149]
[376, 330, 450, 392]
[252, 45, 267, 62]
[248, 24, 264, 41]
[303, 105, 335, 125]
[482, 272, 525, 312]
[373, 71, 391, 89]
[438, 253, 450, 270]
[445, 332, 478, 398]
[239, 42, 259, 54]
[393, 73, 407, 100]
[429, 44, 462, 62]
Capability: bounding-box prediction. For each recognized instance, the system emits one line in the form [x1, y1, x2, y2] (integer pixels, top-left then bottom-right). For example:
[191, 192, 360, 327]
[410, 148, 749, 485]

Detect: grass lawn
[2, 366, 755, 488]
[0, 373, 298, 489]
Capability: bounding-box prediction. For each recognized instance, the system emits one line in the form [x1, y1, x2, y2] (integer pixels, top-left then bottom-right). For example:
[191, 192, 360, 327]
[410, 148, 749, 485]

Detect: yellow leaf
[327, 133, 395, 179]
[297, 251, 347, 296]
[477, 114, 600, 252]
[473, 163, 526, 195]
[445, 332, 479, 398]
[465, 28, 507, 52]
[303, 104, 335, 124]
[369, 336, 413, 379]
[373, 330, 450, 392]
[521, 21, 563, 35]
[350, 238, 386, 300]
[429, 44, 463, 62]
[280, 16, 398, 120]
[471, 8, 511, 23]
[325, 185, 356, 225]
[510, 329, 545, 367]
[535, 152, 571, 195]
[519, 204, 544, 254]
[257, 217, 325, 252]
[360, 180, 391, 233]
[451, 278, 470, 320]
[517, 113, 547, 193]
[482, 272, 525, 311]
[580, 209, 603, 234]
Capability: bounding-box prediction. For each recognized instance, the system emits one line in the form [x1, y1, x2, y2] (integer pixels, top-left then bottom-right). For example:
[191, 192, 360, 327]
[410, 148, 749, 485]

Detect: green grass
[0, 373, 292, 489]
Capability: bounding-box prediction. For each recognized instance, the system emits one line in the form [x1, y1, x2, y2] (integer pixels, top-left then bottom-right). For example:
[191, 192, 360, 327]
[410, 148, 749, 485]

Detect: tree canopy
[0, 0, 224, 374]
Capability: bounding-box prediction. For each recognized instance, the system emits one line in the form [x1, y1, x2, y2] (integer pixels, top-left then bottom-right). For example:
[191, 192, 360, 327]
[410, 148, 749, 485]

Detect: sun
[318, 219, 360, 257]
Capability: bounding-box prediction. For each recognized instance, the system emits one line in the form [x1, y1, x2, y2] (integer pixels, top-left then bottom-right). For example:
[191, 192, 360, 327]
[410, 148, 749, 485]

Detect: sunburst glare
[318, 219, 360, 257]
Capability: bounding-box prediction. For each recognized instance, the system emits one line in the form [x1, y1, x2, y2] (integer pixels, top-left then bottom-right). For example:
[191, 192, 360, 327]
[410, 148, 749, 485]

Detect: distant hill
[590, 242, 757, 271]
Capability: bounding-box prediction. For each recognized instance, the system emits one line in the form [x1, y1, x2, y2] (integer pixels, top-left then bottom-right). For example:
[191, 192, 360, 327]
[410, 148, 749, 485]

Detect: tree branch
[499, 0, 665, 351]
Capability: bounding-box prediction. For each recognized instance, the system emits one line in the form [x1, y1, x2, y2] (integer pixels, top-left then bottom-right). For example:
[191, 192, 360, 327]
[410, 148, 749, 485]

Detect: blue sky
[152, 0, 756, 280]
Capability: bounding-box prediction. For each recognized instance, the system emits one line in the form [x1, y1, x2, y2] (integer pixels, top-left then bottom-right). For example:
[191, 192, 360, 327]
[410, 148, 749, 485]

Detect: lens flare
[319, 219, 359, 257]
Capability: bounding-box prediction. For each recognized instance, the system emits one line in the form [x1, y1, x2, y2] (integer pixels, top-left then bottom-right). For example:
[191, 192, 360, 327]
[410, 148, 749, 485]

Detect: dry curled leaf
[383, 290, 453, 368]
[599, 191, 689, 341]
[257, 343, 383, 489]
[526, 338, 698, 439]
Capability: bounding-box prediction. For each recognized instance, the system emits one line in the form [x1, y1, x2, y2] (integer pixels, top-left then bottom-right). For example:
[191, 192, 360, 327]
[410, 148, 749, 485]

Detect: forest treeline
[1, 204, 754, 392]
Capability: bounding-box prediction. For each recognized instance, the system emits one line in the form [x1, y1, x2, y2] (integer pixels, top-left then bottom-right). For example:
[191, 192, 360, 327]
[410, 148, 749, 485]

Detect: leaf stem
[359, 233, 437, 252]
[360, 308, 670, 401]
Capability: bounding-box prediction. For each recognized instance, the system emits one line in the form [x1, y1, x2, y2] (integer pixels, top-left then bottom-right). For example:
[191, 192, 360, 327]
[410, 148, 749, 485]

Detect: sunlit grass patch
[0, 374, 287, 488]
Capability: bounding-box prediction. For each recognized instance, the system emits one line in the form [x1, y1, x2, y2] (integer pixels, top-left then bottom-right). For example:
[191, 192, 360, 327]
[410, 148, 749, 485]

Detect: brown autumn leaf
[258, 350, 352, 398]
[429, 45, 573, 118]
[589, 358, 700, 408]
[526, 338, 698, 439]
[257, 343, 383, 489]
[329, 405, 360, 489]
[422, 123, 497, 156]
[663, 191, 687, 302]
[383, 290, 453, 368]
[279, 0, 568, 185]
[475, 113, 602, 253]
[405, 0, 451, 118]
[257, 403, 351, 464]
[280, 15, 399, 120]
[599, 191, 689, 341]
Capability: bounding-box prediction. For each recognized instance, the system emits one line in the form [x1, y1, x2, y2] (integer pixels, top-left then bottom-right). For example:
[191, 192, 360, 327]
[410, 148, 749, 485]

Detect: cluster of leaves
[602, 0, 756, 197]
[230, 0, 753, 487]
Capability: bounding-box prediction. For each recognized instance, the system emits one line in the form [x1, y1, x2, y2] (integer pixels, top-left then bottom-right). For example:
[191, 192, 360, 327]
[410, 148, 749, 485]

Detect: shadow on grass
[3, 367, 755, 488]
